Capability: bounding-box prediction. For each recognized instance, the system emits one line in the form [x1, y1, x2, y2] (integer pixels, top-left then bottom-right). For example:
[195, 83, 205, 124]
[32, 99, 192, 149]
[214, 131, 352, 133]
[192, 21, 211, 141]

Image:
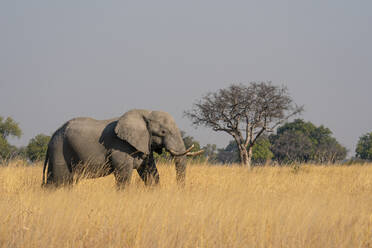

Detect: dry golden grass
[1, 160, 372, 247]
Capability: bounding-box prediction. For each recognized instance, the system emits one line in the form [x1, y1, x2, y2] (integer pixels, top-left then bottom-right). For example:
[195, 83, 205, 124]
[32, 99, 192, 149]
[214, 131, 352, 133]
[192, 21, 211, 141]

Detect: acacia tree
[185, 82, 302, 167]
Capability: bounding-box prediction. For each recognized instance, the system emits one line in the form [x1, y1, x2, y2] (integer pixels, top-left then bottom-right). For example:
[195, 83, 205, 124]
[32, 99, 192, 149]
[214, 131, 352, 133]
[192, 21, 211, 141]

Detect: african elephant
[42, 109, 202, 188]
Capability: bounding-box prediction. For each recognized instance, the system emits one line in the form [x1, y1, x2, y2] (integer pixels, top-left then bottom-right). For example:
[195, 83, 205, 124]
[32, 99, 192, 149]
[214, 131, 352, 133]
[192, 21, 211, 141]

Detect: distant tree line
[0, 116, 50, 164]
[0, 114, 369, 165]
[1, 80, 372, 166]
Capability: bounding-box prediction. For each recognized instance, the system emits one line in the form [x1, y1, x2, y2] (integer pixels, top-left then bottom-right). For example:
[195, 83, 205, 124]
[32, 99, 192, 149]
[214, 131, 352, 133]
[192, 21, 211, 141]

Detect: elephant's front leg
[137, 153, 159, 186]
[111, 151, 133, 189]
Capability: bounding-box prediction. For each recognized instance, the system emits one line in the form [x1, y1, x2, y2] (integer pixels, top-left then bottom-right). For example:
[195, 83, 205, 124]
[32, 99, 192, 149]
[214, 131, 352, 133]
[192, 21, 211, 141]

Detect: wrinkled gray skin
[43, 109, 187, 188]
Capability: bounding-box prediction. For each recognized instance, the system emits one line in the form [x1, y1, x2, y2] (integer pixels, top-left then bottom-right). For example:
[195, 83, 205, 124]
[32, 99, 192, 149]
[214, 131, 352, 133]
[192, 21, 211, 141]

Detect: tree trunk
[238, 144, 251, 169]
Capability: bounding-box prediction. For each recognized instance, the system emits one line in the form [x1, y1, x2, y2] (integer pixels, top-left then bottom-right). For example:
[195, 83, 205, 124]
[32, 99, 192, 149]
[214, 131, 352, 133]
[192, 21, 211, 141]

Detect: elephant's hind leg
[46, 135, 73, 187]
[48, 160, 73, 187]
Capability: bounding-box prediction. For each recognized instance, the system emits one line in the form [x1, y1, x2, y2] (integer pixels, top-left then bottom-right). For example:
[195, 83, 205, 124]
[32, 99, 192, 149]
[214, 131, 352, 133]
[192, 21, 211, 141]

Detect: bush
[26, 134, 50, 162]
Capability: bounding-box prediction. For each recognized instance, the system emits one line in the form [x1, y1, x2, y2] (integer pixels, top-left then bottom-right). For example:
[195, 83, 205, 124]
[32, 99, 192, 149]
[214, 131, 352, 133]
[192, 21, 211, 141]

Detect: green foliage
[0, 116, 22, 160]
[270, 130, 313, 163]
[313, 136, 347, 163]
[153, 148, 172, 163]
[0, 136, 12, 159]
[217, 136, 273, 165]
[251, 137, 274, 164]
[0, 116, 22, 139]
[270, 119, 347, 164]
[26, 134, 50, 162]
[15, 146, 28, 160]
[355, 132, 372, 160]
[275, 119, 331, 146]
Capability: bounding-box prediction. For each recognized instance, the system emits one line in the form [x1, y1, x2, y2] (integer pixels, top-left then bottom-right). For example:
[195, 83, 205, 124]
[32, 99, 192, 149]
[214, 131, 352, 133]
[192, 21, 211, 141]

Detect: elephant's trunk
[163, 130, 203, 187]
[174, 156, 186, 187]
[167, 145, 204, 187]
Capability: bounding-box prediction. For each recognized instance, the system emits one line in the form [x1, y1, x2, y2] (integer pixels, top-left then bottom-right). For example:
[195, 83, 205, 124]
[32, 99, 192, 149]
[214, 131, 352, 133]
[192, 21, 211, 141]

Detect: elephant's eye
[161, 130, 166, 135]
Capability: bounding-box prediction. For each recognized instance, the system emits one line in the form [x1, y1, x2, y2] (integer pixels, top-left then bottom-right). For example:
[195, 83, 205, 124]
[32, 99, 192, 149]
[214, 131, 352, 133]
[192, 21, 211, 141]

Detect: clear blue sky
[1, 1, 371, 156]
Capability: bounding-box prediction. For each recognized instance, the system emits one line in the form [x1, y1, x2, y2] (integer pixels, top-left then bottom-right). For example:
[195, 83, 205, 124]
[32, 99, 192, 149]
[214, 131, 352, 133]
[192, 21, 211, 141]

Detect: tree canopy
[0, 116, 22, 159]
[251, 136, 274, 164]
[26, 134, 51, 162]
[185, 82, 302, 167]
[0, 116, 22, 140]
[355, 132, 372, 160]
[269, 119, 347, 163]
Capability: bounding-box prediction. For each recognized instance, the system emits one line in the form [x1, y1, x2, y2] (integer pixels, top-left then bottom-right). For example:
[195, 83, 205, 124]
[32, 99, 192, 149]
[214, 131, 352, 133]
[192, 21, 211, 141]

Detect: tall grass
[1, 160, 372, 247]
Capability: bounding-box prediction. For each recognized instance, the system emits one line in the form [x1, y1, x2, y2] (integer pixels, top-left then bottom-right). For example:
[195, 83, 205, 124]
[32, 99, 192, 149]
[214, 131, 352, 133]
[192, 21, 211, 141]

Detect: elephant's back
[64, 117, 110, 142]
[66, 117, 119, 130]
[63, 118, 111, 163]
[49, 117, 118, 146]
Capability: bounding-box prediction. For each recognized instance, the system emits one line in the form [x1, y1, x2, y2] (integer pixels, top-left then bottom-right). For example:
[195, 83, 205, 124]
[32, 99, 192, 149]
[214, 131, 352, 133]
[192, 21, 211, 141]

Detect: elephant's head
[114, 109, 202, 184]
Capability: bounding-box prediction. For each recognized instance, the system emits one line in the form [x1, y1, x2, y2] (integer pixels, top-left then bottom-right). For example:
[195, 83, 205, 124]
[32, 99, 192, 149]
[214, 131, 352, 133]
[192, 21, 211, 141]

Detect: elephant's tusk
[168, 144, 195, 156]
[185, 150, 204, 157]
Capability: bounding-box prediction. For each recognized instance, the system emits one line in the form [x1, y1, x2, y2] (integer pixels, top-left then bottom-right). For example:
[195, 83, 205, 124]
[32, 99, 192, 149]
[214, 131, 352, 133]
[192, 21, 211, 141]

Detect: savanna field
[1, 160, 372, 247]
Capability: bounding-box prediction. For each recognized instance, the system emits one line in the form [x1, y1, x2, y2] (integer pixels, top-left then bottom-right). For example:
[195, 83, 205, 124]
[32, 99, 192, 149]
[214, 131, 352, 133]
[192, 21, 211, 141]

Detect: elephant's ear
[114, 111, 150, 155]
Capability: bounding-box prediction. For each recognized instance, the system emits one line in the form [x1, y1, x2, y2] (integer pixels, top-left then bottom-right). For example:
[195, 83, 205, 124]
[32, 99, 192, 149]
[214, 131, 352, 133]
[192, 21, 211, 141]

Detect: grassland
[1, 160, 372, 247]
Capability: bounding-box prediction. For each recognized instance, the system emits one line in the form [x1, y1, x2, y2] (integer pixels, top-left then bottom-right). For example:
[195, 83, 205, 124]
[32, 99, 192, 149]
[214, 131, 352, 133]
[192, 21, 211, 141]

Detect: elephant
[42, 109, 202, 188]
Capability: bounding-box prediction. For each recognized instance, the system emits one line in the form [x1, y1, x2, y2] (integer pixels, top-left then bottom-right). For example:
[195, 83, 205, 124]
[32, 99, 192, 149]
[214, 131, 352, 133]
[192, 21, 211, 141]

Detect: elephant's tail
[42, 145, 50, 186]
